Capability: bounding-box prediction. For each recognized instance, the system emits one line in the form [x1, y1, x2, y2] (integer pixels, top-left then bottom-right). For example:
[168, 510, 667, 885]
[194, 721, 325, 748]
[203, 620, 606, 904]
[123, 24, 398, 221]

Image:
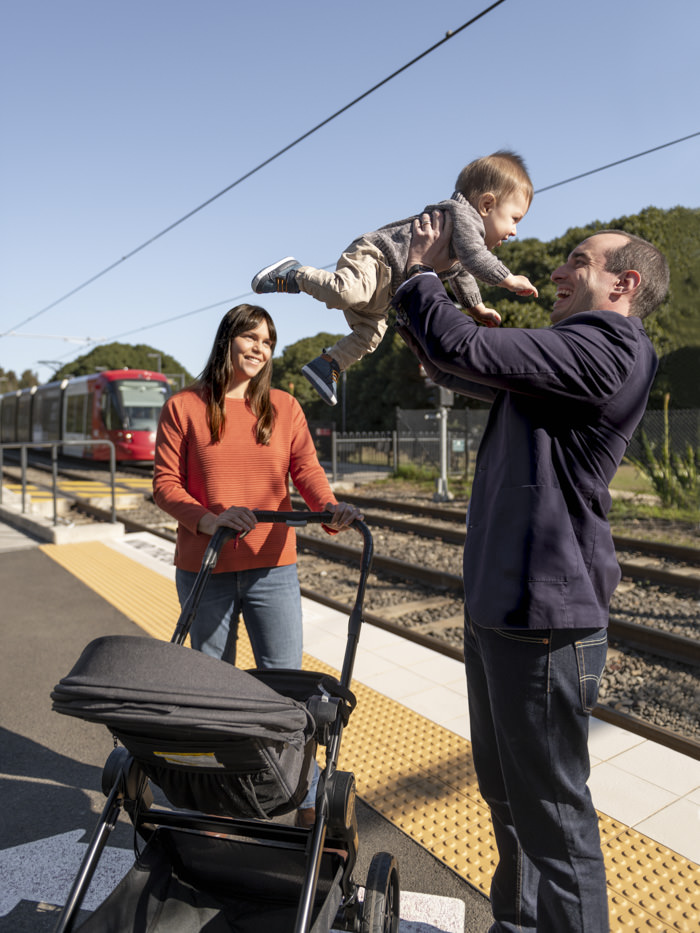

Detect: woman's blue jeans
[176, 563, 303, 668]
[176, 563, 317, 809]
[464, 619, 609, 933]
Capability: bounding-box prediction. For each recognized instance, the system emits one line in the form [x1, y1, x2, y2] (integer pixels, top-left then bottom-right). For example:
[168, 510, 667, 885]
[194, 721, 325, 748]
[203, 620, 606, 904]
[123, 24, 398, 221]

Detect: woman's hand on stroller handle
[323, 501, 364, 531]
[197, 505, 257, 538]
[206, 507, 368, 559]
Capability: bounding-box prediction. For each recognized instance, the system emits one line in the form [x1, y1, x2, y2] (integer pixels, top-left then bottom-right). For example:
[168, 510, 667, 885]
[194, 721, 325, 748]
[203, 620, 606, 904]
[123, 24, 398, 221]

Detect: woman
[153, 303, 362, 825]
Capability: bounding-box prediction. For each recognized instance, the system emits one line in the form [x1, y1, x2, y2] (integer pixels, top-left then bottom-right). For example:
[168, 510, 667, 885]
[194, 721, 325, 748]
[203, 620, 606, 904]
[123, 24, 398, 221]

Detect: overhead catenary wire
[9, 126, 700, 369]
[533, 131, 700, 194]
[1, 0, 508, 340]
[85, 131, 700, 350]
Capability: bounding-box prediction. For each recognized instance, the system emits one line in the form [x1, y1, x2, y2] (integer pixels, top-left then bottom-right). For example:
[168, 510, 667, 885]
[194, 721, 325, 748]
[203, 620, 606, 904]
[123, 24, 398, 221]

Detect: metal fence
[627, 408, 700, 459]
[0, 440, 117, 523]
[395, 408, 489, 477]
[315, 407, 700, 481]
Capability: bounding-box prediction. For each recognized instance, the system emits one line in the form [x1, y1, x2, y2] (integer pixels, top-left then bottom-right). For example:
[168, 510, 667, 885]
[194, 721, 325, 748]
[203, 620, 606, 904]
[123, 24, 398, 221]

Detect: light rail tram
[0, 369, 172, 462]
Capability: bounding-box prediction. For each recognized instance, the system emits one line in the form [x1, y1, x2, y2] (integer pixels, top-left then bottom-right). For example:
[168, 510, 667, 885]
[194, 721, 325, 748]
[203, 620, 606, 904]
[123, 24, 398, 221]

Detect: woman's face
[229, 319, 273, 389]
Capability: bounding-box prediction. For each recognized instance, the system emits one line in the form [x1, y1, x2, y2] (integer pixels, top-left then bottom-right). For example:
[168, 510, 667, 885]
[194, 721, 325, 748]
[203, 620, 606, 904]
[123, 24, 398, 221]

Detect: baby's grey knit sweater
[364, 190, 510, 309]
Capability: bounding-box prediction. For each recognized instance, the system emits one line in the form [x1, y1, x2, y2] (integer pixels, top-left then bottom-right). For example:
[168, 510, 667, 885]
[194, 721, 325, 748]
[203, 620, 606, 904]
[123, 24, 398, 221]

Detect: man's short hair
[595, 230, 670, 319]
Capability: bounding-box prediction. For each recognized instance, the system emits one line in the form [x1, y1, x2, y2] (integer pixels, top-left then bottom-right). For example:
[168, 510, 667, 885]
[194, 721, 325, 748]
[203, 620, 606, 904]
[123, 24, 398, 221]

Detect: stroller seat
[51, 634, 343, 819]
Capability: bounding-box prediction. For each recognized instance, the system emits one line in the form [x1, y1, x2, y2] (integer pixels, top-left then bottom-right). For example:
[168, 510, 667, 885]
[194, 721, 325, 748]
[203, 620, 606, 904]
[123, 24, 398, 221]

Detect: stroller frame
[52, 512, 400, 933]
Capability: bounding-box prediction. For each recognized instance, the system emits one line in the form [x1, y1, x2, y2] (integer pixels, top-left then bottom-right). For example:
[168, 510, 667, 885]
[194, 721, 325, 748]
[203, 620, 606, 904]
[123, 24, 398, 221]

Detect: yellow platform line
[4, 482, 142, 503]
[41, 541, 700, 931]
[42, 541, 180, 643]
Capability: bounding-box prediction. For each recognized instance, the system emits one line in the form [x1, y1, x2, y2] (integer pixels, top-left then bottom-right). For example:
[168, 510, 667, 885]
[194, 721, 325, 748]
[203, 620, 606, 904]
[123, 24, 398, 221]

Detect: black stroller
[50, 511, 399, 933]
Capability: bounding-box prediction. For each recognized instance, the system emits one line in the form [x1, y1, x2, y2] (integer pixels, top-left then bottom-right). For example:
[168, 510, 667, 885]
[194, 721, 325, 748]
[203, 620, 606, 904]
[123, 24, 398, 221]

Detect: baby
[252, 150, 538, 405]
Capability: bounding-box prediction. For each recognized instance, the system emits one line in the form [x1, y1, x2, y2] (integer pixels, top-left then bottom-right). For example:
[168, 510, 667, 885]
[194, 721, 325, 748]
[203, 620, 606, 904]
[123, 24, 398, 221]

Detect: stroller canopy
[52, 634, 314, 742]
[52, 635, 318, 819]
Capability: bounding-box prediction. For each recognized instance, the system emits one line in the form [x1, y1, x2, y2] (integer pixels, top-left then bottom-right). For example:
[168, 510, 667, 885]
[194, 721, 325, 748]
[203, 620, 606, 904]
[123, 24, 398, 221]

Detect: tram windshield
[112, 379, 172, 430]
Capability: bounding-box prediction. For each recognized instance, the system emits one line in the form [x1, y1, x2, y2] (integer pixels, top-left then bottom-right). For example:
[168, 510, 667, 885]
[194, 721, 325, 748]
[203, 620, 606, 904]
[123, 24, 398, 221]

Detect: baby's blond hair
[456, 151, 533, 208]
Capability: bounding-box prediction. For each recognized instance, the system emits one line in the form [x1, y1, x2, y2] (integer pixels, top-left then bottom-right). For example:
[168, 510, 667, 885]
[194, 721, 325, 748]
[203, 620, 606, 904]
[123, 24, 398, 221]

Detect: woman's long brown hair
[195, 304, 277, 445]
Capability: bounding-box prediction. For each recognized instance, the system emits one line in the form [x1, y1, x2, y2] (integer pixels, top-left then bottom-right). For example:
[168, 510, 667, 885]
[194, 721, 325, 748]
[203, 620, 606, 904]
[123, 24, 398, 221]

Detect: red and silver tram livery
[0, 370, 172, 462]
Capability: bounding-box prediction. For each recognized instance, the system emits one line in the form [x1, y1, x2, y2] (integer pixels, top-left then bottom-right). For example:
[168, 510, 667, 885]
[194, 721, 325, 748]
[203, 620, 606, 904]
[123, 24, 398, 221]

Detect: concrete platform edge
[0, 498, 125, 544]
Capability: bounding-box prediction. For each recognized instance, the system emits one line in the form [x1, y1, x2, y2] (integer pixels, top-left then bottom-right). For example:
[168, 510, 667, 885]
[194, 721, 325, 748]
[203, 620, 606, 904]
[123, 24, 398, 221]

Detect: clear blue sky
[2, 0, 699, 382]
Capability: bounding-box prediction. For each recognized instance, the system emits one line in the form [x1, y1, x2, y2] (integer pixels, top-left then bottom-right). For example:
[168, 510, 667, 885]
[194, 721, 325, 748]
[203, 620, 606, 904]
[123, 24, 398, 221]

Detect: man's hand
[502, 273, 538, 298]
[406, 210, 455, 274]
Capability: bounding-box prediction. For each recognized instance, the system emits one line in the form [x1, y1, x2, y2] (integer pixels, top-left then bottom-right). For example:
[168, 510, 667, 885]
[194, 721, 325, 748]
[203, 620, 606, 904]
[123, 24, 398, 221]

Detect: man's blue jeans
[464, 619, 609, 933]
[176, 563, 317, 809]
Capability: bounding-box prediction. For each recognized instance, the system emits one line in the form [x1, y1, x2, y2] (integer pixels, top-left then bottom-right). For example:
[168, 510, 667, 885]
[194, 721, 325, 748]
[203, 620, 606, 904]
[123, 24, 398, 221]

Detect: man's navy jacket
[393, 274, 658, 630]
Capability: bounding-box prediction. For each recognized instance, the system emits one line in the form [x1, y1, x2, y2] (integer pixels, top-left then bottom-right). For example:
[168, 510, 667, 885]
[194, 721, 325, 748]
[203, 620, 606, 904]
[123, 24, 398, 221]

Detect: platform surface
[1, 517, 699, 932]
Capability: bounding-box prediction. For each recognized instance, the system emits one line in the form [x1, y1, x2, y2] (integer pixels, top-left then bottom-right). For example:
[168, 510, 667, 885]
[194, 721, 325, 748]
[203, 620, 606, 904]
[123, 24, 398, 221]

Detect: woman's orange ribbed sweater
[153, 389, 336, 573]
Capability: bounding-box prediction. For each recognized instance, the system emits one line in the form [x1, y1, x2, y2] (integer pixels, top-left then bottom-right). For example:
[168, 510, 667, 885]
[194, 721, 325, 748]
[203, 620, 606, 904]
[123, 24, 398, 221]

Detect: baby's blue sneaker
[251, 257, 301, 294]
[302, 355, 339, 406]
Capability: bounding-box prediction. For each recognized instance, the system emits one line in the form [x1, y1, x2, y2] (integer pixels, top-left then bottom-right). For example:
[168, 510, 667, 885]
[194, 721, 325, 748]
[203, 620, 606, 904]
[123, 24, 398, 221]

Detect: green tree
[650, 346, 700, 409]
[343, 330, 435, 430]
[50, 343, 193, 384]
[0, 367, 38, 392]
[271, 329, 436, 430]
[274, 206, 700, 428]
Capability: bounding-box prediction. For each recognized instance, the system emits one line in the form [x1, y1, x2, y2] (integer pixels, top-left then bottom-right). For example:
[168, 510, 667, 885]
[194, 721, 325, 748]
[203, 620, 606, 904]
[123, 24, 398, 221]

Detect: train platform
[1, 514, 699, 932]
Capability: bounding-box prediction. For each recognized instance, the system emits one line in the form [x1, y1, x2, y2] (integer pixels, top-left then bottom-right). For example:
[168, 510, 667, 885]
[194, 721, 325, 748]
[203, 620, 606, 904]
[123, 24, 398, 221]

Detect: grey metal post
[109, 444, 116, 522]
[434, 407, 453, 501]
[341, 371, 347, 434]
[331, 430, 337, 482]
[52, 445, 59, 525]
[392, 430, 398, 472]
[21, 445, 27, 512]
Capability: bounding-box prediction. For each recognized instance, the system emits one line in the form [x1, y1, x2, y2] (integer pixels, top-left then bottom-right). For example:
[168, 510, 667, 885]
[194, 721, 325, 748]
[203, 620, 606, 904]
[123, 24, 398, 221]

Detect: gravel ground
[296, 516, 700, 744]
[13, 468, 699, 745]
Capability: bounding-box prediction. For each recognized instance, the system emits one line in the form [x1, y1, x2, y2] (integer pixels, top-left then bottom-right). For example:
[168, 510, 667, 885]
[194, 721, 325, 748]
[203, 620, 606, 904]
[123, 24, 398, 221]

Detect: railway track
[63, 495, 700, 761]
[294, 530, 700, 665]
[301, 492, 700, 593]
[3, 463, 698, 758]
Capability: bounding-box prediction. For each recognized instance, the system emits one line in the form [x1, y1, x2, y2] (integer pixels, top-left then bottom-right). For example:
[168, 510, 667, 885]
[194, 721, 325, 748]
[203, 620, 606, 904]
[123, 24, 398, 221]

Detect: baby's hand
[468, 303, 501, 328]
[502, 274, 538, 298]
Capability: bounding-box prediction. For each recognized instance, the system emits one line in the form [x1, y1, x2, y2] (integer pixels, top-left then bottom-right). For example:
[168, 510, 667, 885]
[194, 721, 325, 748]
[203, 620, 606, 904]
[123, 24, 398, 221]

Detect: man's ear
[615, 270, 641, 295]
[477, 192, 496, 216]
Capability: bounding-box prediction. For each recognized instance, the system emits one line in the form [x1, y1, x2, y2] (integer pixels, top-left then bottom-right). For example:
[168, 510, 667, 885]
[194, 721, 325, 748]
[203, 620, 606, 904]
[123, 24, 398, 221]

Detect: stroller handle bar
[207, 510, 372, 568]
[173, 511, 373, 649]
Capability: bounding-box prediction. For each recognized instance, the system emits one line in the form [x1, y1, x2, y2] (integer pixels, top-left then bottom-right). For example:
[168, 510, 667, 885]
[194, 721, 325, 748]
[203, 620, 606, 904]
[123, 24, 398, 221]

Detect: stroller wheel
[361, 851, 400, 933]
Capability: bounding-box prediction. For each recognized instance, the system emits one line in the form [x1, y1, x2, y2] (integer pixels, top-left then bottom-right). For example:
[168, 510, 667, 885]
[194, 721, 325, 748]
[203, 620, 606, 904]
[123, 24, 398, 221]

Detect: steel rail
[49, 500, 700, 762]
[310, 492, 700, 566]
[297, 584, 700, 761]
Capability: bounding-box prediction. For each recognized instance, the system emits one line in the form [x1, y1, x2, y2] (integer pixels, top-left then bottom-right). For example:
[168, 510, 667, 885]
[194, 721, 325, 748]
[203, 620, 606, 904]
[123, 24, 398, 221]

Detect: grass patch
[611, 463, 655, 495]
[609, 497, 698, 527]
[369, 469, 698, 546]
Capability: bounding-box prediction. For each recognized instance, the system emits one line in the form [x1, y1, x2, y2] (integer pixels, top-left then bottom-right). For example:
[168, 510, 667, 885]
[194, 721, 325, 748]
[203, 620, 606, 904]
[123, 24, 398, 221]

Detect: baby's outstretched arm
[467, 302, 501, 328]
[501, 273, 538, 298]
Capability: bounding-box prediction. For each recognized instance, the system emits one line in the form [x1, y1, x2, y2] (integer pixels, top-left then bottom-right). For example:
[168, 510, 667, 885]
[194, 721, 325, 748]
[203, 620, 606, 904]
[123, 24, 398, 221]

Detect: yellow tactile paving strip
[41, 540, 180, 642]
[41, 541, 700, 932]
[4, 481, 140, 505]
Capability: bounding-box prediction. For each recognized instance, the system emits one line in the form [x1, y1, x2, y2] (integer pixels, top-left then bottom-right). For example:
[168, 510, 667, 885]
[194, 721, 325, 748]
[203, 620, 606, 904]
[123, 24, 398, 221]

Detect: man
[393, 212, 669, 933]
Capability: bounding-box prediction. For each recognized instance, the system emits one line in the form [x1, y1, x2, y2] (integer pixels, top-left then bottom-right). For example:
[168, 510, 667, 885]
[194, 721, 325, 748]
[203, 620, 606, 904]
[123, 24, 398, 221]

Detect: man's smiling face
[549, 233, 629, 323]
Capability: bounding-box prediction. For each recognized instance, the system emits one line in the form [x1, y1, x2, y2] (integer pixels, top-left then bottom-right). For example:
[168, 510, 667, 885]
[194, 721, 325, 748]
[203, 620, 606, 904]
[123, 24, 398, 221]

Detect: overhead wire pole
[1, 0, 509, 340]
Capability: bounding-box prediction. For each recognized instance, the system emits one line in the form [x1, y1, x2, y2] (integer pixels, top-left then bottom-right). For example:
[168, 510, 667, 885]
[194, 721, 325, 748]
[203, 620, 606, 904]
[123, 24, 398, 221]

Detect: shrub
[626, 394, 699, 510]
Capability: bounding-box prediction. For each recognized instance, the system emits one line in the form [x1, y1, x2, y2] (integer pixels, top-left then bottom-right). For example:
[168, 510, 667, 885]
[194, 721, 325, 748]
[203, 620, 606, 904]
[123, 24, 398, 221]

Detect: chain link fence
[627, 408, 700, 459]
[310, 408, 699, 481]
